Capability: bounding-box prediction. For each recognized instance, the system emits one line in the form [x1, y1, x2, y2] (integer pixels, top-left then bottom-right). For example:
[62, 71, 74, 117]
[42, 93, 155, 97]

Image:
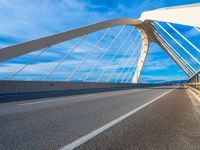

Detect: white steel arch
[140, 3, 200, 27]
[0, 3, 199, 83]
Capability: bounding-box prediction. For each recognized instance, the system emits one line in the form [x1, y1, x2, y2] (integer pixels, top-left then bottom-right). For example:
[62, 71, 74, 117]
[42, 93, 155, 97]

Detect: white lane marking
[59, 89, 175, 150]
[18, 94, 97, 106]
[18, 88, 149, 106]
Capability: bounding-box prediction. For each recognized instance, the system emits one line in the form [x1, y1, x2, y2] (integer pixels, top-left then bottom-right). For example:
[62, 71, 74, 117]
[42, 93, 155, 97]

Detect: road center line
[59, 88, 175, 150]
[18, 94, 97, 105]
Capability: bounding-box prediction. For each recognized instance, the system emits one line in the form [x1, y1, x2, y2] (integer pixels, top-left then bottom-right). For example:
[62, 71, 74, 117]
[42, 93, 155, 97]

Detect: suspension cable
[123, 43, 141, 83]
[194, 27, 200, 32]
[156, 24, 199, 71]
[167, 23, 200, 53]
[115, 40, 142, 83]
[66, 28, 111, 81]
[106, 32, 140, 82]
[84, 25, 126, 81]
[125, 66, 137, 83]
[125, 41, 141, 83]
[10, 47, 49, 80]
[152, 26, 196, 73]
[152, 24, 198, 74]
[159, 36, 196, 74]
[154, 21, 200, 65]
[83, 42, 106, 52]
[43, 34, 87, 81]
[96, 27, 135, 82]
[159, 33, 196, 72]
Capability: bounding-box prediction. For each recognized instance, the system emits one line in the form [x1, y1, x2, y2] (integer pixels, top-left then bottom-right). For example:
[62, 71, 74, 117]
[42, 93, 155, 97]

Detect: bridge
[0, 3, 200, 150]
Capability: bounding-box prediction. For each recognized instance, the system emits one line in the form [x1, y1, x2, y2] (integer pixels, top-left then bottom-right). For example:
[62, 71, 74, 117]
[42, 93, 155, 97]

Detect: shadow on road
[0, 86, 184, 103]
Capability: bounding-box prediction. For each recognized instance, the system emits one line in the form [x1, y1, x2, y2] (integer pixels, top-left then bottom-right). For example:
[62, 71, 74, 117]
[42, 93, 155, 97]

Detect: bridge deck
[78, 87, 200, 150]
[0, 86, 199, 150]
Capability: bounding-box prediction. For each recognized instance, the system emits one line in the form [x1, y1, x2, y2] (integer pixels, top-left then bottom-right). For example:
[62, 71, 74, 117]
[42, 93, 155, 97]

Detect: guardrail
[186, 83, 200, 90]
[0, 80, 170, 95]
[186, 70, 200, 96]
[186, 70, 200, 92]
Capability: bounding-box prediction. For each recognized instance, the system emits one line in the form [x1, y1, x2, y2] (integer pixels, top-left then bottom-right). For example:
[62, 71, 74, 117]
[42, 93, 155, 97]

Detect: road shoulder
[77, 88, 200, 150]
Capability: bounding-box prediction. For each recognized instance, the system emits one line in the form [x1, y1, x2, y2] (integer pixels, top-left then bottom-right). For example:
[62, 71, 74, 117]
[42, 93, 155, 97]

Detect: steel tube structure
[0, 3, 199, 83]
[0, 19, 141, 62]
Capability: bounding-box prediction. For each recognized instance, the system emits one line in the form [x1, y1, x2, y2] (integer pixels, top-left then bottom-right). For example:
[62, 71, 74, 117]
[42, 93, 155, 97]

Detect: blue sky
[0, 0, 199, 83]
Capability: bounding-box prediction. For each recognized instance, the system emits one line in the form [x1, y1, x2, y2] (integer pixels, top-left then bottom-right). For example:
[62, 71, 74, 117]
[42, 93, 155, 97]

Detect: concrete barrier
[0, 80, 150, 95]
[0, 80, 171, 103]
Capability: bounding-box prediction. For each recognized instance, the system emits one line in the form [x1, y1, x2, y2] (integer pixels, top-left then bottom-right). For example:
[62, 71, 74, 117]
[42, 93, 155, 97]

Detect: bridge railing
[186, 70, 200, 92]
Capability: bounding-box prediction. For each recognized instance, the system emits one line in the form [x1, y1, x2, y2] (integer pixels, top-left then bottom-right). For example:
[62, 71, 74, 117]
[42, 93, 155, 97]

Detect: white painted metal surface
[140, 3, 200, 27]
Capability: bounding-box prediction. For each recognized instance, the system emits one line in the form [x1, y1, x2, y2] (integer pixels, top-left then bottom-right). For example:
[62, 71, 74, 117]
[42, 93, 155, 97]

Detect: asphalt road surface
[0, 86, 200, 150]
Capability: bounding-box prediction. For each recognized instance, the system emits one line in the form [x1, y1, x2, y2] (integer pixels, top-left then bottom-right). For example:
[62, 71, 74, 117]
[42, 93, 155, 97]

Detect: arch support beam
[140, 3, 200, 27]
[0, 18, 141, 62]
[132, 28, 149, 83]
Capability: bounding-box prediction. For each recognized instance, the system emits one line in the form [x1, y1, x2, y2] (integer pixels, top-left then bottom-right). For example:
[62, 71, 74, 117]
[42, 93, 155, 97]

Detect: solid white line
[18, 88, 150, 106]
[59, 88, 175, 150]
[18, 94, 97, 106]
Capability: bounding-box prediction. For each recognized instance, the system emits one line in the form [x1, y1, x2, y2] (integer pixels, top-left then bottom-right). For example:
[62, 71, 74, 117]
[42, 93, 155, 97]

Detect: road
[0, 86, 200, 150]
